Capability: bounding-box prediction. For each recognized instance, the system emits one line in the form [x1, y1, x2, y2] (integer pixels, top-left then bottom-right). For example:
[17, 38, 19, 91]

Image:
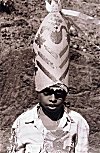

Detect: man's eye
[43, 92, 49, 96]
[56, 94, 63, 98]
[56, 91, 63, 95]
[56, 92, 62, 95]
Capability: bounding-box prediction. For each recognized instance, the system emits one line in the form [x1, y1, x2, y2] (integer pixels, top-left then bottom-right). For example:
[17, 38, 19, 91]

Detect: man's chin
[46, 105, 61, 112]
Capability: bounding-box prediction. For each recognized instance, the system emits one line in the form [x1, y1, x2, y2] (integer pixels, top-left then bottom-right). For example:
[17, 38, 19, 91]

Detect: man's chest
[18, 118, 77, 153]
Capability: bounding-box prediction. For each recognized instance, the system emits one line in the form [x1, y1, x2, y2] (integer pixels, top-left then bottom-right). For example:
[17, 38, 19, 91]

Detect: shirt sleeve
[7, 118, 25, 153]
[75, 116, 89, 153]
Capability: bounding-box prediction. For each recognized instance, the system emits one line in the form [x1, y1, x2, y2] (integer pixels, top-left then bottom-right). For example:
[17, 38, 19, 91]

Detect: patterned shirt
[8, 104, 89, 153]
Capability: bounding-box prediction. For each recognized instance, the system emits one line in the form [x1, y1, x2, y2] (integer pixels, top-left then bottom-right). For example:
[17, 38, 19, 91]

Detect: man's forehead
[49, 86, 68, 93]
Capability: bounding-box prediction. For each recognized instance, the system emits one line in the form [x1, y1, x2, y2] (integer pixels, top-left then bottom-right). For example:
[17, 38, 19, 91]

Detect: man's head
[38, 85, 69, 112]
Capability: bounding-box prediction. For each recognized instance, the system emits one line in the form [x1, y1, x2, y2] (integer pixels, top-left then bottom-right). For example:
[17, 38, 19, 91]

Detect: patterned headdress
[33, 0, 70, 92]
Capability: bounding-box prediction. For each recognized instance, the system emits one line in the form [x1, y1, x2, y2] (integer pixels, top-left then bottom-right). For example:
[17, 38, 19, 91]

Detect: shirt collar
[24, 104, 40, 124]
[24, 104, 72, 132]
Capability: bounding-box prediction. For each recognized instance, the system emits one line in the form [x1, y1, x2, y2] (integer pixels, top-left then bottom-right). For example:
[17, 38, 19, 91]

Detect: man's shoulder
[69, 110, 83, 118]
[12, 104, 39, 128]
[68, 110, 89, 129]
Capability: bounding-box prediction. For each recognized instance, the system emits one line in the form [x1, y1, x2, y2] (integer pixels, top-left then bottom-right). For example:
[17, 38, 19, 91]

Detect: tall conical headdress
[33, 0, 70, 91]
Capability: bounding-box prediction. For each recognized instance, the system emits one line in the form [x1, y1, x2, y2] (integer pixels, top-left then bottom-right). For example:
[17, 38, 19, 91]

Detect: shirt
[8, 104, 89, 153]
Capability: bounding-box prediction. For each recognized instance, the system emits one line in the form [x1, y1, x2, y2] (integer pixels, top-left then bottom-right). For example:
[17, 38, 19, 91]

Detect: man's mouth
[46, 104, 60, 110]
[48, 104, 57, 107]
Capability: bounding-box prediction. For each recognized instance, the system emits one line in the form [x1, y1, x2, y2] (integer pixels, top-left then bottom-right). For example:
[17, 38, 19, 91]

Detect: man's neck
[40, 105, 64, 121]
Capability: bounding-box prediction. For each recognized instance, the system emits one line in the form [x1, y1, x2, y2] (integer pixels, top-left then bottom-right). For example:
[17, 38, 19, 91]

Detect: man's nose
[49, 94, 57, 103]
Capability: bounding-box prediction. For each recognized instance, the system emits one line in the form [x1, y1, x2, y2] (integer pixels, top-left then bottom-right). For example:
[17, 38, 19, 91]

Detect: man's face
[38, 86, 67, 111]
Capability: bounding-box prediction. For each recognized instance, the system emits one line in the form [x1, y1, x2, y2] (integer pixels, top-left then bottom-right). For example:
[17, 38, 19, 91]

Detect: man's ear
[37, 92, 42, 100]
[34, 67, 38, 75]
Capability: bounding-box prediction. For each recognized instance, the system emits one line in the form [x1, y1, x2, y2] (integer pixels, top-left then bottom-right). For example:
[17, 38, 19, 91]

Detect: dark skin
[40, 103, 64, 121]
[38, 87, 67, 129]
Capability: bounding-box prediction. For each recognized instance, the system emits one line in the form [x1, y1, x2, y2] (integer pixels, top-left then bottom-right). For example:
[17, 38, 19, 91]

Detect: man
[8, 84, 89, 153]
[8, 0, 89, 152]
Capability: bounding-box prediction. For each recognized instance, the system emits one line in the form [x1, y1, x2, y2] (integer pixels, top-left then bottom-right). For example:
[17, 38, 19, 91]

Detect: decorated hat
[33, 0, 70, 92]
